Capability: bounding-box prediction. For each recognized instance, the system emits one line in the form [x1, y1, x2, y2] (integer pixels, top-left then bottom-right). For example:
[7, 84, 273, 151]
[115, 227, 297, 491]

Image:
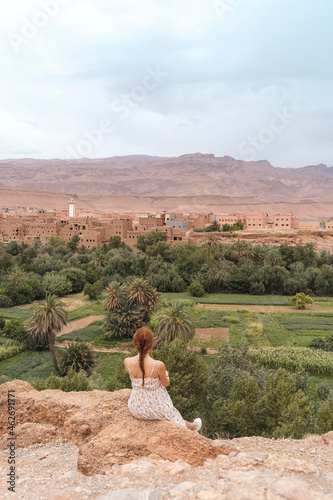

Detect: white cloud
[0, 0, 332, 167]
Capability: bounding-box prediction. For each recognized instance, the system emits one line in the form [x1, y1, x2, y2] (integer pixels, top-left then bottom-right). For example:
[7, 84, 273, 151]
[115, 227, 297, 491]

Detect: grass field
[67, 301, 105, 321]
[0, 350, 56, 380]
[0, 306, 34, 320]
[2, 291, 333, 398]
[161, 292, 292, 306]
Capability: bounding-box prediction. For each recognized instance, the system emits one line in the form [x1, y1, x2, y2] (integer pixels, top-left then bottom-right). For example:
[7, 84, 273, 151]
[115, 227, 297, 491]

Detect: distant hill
[1, 153, 333, 202]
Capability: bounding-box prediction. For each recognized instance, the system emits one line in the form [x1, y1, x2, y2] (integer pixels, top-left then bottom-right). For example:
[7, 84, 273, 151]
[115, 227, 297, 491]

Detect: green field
[67, 301, 105, 321]
[0, 350, 56, 380]
[161, 292, 292, 306]
[1, 292, 333, 397]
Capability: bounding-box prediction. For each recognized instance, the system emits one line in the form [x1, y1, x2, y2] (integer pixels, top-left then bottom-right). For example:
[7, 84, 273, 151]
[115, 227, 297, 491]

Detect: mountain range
[1, 153, 333, 216]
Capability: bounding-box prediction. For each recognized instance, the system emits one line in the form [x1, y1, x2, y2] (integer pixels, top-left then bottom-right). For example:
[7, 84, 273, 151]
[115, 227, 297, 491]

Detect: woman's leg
[185, 420, 198, 430]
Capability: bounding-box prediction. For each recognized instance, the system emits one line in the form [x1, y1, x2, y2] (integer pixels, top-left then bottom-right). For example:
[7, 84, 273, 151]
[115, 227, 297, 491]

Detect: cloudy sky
[0, 0, 332, 167]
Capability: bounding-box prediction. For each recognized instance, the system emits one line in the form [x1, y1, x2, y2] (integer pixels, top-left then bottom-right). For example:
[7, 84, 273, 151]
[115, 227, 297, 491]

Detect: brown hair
[133, 327, 154, 387]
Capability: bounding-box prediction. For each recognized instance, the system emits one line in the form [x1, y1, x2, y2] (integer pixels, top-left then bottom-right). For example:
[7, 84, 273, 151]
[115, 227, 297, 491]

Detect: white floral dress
[126, 359, 186, 427]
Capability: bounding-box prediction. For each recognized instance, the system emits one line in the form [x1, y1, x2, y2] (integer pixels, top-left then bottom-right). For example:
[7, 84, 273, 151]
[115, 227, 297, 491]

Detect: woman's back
[126, 354, 159, 380]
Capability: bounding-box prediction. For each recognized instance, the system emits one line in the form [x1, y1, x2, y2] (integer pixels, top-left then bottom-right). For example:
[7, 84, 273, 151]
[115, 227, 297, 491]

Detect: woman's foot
[185, 419, 202, 431]
[193, 418, 202, 432]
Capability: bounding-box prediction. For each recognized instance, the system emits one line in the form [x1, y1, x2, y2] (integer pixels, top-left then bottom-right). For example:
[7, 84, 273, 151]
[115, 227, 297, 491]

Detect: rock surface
[1, 381, 332, 499]
[0, 381, 232, 474]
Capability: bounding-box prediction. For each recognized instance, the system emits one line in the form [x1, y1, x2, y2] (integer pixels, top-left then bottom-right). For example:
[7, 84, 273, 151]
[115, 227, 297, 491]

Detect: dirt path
[54, 339, 132, 354]
[56, 315, 105, 337]
[196, 303, 328, 313]
[55, 325, 226, 355]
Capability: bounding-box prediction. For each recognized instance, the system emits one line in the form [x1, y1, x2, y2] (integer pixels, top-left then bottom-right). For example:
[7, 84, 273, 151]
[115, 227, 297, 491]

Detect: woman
[124, 326, 202, 431]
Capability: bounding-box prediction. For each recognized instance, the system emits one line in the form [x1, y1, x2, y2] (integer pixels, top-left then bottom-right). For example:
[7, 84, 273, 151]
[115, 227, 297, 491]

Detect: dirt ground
[54, 339, 132, 353]
[60, 293, 87, 311]
[56, 315, 104, 337]
[191, 229, 333, 253]
[193, 327, 229, 342]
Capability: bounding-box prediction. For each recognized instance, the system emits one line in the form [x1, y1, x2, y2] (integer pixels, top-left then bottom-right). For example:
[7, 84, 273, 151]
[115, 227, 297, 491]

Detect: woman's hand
[166, 371, 169, 378]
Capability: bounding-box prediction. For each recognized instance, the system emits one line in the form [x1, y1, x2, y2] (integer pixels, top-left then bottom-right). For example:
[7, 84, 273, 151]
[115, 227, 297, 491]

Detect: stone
[226, 470, 260, 482]
[267, 477, 312, 500]
[0, 380, 234, 476]
[169, 481, 197, 496]
[75, 486, 91, 494]
[97, 488, 163, 500]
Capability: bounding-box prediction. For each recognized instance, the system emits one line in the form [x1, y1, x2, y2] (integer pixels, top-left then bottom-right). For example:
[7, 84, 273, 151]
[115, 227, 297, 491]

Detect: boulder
[0, 381, 233, 476]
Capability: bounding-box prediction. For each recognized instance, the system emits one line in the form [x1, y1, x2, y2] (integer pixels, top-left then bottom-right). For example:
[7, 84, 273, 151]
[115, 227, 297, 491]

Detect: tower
[68, 198, 75, 218]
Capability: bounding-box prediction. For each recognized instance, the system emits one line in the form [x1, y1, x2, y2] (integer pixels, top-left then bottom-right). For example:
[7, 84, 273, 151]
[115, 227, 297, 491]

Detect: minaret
[68, 198, 75, 218]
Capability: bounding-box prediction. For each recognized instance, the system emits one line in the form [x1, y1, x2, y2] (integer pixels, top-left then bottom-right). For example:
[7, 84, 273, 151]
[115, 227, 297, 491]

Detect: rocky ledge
[0, 380, 332, 499]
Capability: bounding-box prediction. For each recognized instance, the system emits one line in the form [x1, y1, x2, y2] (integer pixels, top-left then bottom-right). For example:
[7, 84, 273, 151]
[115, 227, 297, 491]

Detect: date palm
[228, 240, 253, 267]
[104, 281, 126, 310]
[206, 265, 233, 292]
[58, 341, 96, 375]
[155, 300, 196, 342]
[202, 233, 219, 269]
[264, 247, 283, 267]
[91, 247, 107, 267]
[103, 298, 144, 338]
[25, 293, 68, 376]
[9, 268, 26, 283]
[127, 278, 162, 320]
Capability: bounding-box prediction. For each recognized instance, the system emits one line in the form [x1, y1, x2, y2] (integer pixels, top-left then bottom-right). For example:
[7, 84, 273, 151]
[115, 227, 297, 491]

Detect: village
[1, 199, 333, 250]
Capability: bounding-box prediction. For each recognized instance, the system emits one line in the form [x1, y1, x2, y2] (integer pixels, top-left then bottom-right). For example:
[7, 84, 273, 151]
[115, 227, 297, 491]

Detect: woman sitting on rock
[124, 326, 202, 432]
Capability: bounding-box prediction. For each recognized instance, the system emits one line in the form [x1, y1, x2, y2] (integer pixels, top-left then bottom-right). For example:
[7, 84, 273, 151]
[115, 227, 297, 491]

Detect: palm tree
[213, 242, 228, 263]
[126, 278, 162, 321]
[228, 240, 253, 267]
[202, 233, 219, 269]
[91, 247, 107, 268]
[104, 281, 126, 310]
[264, 247, 282, 267]
[103, 298, 144, 338]
[25, 293, 69, 376]
[206, 266, 233, 292]
[33, 240, 43, 253]
[155, 300, 196, 342]
[58, 341, 96, 375]
[251, 244, 265, 265]
[9, 268, 26, 283]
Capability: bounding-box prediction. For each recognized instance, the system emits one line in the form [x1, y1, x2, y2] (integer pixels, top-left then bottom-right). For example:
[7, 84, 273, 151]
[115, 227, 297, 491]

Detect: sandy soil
[56, 316, 104, 337]
[193, 327, 229, 342]
[60, 294, 87, 311]
[54, 339, 132, 354]
[2, 187, 333, 219]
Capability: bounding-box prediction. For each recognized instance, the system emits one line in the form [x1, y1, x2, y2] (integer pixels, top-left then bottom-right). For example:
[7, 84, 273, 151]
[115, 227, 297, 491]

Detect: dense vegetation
[1, 234, 333, 305]
[1, 234, 333, 440]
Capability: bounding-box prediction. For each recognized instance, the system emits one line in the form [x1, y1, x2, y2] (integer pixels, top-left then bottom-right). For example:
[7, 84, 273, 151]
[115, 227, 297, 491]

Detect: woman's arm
[156, 361, 170, 387]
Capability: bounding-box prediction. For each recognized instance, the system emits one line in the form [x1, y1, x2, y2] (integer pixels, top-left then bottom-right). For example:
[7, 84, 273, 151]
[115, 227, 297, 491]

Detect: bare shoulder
[156, 360, 166, 371]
